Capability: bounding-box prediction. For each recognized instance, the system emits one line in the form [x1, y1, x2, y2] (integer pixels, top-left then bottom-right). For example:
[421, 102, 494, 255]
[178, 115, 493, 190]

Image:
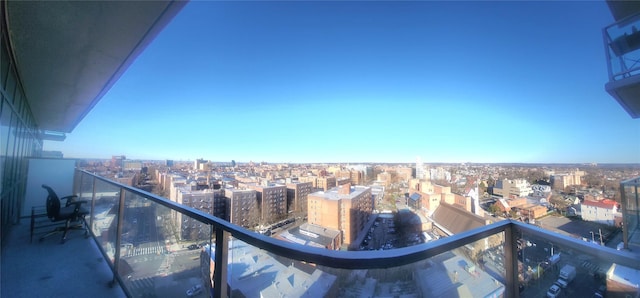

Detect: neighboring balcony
[620, 176, 640, 251]
[2, 169, 639, 298]
[604, 13, 640, 118]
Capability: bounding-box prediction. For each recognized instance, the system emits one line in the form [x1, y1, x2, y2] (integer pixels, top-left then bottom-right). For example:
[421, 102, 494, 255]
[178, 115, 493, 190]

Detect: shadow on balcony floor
[1, 221, 126, 298]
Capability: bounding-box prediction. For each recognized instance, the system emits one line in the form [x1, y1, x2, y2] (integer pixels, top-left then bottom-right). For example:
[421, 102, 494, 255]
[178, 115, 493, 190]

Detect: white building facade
[580, 199, 619, 226]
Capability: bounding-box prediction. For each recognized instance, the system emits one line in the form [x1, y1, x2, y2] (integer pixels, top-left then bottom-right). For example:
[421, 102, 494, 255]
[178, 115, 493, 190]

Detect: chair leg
[39, 224, 66, 242]
[81, 216, 89, 238]
[60, 219, 71, 244]
[39, 217, 88, 244]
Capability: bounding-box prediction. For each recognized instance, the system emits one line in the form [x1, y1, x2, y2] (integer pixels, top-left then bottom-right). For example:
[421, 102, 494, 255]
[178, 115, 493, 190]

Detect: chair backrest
[42, 185, 61, 220]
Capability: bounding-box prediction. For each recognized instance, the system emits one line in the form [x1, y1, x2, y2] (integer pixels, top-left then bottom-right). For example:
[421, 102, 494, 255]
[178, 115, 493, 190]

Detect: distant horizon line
[59, 157, 640, 166]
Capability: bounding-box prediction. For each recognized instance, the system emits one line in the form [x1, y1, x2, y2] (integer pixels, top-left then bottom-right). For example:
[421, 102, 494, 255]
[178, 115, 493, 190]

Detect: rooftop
[582, 198, 619, 209]
[310, 185, 371, 201]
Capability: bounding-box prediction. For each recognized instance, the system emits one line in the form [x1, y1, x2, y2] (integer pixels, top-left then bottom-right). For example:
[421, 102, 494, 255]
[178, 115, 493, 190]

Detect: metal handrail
[77, 169, 640, 298]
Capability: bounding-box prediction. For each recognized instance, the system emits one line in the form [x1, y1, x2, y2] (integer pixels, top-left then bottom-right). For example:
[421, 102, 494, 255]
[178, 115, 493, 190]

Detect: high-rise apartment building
[550, 170, 585, 191]
[336, 178, 351, 187]
[248, 183, 287, 225]
[396, 167, 413, 182]
[122, 159, 142, 171]
[416, 157, 426, 179]
[225, 188, 259, 228]
[493, 179, 531, 198]
[317, 176, 337, 191]
[409, 179, 434, 193]
[429, 167, 452, 182]
[376, 171, 392, 187]
[334, 169, 364, 185]
[111, 155, 125, 169]
[286, 181, 313, 216]
[177, 189, 226, 240]
[307, 184, 372, 246]
[194, 158, 208, 171]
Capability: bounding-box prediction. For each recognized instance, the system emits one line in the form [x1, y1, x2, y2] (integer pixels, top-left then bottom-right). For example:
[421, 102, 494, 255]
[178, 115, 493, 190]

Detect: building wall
[420, 181, 434, 193]
[520, 205, 547, 219]
[286, 181, 312, 216]
[550, 170, 584, 190]
[0, 33, 43, 241]
[422, 193, 441, 214]
[442, 193, 455, 205]
[581, 201, 618, 226]
[494, 179, 531, 198]
[434, 184, 451, 194]
[307, 185, 372, 245]
[123, 160, 142, 171]
[225, 189, 259, 228]
[317, 177, 336, 191]
[299, 176, 317, 188]
[250, 184, 287, 225]
[178, 189, 226, 240]
[377, 172, 392, 187]
[507, 197, 528, 207]
[396, 167, 413, 182]
[350, 170, 364, 185]
[308, 196, 340, 231]
[336, 178, 350, 187]
[453, 194, 472, 213]
[408, 178, 420, 191]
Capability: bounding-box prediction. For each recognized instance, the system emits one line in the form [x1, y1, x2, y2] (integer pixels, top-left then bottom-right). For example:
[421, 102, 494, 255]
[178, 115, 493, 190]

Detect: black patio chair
[39, 184, 89, 243]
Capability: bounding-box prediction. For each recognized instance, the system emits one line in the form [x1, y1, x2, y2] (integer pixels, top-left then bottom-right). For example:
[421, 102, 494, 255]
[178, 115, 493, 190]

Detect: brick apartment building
[307, 184, 373, 246]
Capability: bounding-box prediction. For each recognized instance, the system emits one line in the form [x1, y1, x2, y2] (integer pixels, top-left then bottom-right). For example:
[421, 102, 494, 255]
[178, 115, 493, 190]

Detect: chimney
[339, 183, 351, 195]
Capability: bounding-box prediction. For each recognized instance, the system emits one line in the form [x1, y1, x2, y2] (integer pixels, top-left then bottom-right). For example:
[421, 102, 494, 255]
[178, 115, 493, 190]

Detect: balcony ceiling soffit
[606, 0, 640, 22]
[6, 1, 184, 133]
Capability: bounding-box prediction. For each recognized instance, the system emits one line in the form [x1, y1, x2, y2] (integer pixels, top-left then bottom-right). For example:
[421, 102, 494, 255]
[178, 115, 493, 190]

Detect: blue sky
[45, 1, 639, 164]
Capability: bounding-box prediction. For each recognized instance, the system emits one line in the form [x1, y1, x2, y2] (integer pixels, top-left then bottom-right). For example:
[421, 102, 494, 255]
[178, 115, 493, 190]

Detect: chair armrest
[66, 200, 87, 206]
[61, 195, 80, 207]
[66, 200, 88, 211]
[60, 195, 78, 202]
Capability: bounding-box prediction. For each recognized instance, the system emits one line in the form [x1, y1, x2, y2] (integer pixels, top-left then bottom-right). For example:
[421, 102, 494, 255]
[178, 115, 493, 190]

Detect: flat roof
[310, 185, 370, 201]
[416, 253, 504, 297]
[203, 240, 337, 297]
[278, 223, 340, 248]
[607, 263, 640, 288]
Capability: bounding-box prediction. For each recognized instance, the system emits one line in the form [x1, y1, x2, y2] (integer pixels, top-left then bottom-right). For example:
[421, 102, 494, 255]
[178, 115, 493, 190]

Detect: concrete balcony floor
[1, 221, 126, 298]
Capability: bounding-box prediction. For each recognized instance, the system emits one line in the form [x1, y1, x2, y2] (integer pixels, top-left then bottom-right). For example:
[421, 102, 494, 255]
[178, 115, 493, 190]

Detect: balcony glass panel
[223, 232, 506, 297]
[621, 177, 640, 249]
[605, 14, 640, 80]
[68, 171, 640, 298]
[516, 225, 639, 298]
[117, 192, 213, 298]
[90, 178, 122, 262]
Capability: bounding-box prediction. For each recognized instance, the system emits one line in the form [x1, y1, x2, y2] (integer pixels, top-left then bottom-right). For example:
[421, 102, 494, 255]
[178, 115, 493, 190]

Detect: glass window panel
[1, 45, 9, 87]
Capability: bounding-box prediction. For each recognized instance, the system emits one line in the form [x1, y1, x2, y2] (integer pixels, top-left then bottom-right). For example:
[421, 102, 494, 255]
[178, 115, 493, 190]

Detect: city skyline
[44, 1, 639, 164]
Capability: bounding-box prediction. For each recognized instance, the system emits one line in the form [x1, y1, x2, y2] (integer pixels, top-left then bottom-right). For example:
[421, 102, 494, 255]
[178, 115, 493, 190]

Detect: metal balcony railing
[75, 169, 640, 298]
[604, 13, 640, 81]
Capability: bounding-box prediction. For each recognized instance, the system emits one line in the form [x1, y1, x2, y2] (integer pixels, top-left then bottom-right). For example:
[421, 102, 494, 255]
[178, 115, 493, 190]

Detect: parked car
[547, 284, 561, 298]
[187, 244, 199, 250]
[186, 284, 202, 297]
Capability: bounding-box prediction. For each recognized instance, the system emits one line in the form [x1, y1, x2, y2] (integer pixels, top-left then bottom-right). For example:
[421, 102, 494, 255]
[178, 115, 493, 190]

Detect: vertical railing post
[620, 181, 629, 250]
[213, 228, 229, 298]
[504, 222, 519, 298]
[603, 27, 614, 82]
[112, 187, 126, 286]
[88, 174, 97, 237]
[636, 181, 639, 244]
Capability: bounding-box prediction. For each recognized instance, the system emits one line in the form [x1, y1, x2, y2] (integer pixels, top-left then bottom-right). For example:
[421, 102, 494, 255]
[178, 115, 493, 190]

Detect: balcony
[604, 12, 640, 118]
[2, 1, 638, 296]
[2, 169, 639, 298]
[620, 176, 640, 250]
